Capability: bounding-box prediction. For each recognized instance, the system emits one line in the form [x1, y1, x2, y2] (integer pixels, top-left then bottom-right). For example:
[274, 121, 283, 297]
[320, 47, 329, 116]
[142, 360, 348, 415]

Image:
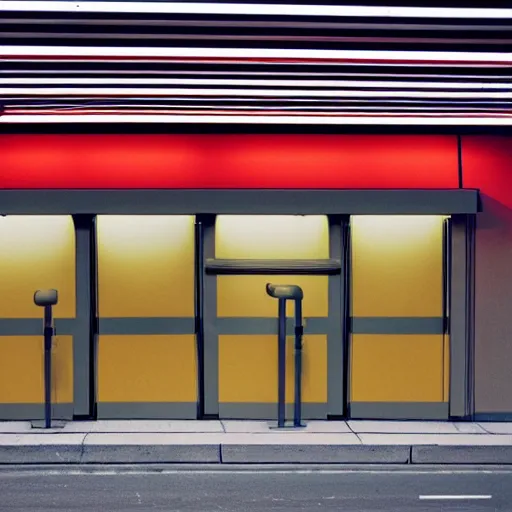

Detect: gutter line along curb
[1, 444, 512, 465]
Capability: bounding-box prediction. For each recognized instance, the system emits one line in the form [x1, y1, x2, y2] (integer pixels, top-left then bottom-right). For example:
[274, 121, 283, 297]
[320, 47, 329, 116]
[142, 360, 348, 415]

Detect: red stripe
[0, 134, 458, 189]
[4, 55, 512, 66]
[6, 110, 512, 117]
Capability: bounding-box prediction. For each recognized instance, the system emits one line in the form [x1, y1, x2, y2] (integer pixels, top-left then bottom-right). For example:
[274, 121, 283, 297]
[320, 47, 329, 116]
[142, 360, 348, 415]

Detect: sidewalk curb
[413, 445, 512, 464]
[221, 445, 410, 464]
[81, 445, 220, 464]
[2, 444, 512, 465]
[0, 445, 82, 464]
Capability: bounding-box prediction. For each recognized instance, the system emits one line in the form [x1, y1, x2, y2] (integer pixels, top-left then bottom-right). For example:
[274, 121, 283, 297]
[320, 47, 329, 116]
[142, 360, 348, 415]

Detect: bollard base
[268, 421, 307, 430]
[31, 420, 66, 430]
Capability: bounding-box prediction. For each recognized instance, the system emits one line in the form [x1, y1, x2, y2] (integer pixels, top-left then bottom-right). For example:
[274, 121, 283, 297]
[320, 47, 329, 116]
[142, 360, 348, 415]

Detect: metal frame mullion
[72, 214, 95, 418]
[449, 214, 475, 419]
[195, 215, 205, 418]
[327, 214, 347, 418]
[202, 214, 219, 418]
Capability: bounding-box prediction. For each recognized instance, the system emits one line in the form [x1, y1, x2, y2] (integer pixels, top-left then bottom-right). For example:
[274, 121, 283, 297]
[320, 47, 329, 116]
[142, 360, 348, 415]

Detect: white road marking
[1, 469, 512, 477]
[419, 495, 492, 500]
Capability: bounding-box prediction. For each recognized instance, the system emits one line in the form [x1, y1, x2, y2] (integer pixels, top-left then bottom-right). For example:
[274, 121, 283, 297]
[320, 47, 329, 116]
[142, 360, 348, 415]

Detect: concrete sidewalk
[2, 420, 512, 465]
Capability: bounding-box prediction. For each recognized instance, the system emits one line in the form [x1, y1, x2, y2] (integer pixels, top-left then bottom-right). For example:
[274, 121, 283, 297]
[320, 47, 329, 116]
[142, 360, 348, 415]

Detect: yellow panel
[97, 215, 195, 317]
[218, 275, 328, 318]
[301, 335, 328, 404]
[443, 335, 450, 402]
[98, 335, 197, 402]
[351, 215, 444, 317]
[0, 216, 75, 318]
[219, 334, 327, 404]
[216, 215, 329, 259]
[0, 337, 43, 403]
[0, 335, 73, 404]
[51, 336, 74, 404]
[350, 334, 444, 402]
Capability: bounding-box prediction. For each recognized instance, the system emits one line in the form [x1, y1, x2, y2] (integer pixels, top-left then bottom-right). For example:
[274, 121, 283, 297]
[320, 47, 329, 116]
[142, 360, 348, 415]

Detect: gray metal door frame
[347, 213, 476, 420]
[202, 214, 348, 420]
[0, 190, 478, 420]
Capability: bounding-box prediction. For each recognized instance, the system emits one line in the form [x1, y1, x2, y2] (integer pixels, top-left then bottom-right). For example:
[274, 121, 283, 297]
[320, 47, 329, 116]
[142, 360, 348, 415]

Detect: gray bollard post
[266, 283, 304, 428]
[293, 298, 304, 428]
[34, 289, 58, 429]
[277, 298, 286, 428]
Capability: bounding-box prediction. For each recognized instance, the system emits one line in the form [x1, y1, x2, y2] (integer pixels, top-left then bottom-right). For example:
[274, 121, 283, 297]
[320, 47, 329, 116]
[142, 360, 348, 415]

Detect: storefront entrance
[349, 215, 450, 419]
[0, 189, 476, 421]
[95, 215, 197, 419]
[208, 215, 333, 420]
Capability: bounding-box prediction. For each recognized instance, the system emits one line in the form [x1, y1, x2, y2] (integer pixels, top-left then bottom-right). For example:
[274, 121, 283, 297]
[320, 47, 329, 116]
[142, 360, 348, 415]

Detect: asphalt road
[0, 465, 511, 512]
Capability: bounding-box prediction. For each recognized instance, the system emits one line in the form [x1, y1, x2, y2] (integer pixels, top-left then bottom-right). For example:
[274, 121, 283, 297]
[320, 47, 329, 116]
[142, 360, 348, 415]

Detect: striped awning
[2, 1, 512, 125]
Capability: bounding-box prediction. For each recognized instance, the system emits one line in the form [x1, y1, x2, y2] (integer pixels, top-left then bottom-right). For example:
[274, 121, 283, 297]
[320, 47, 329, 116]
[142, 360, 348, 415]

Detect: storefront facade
[2, 130, 508, 422]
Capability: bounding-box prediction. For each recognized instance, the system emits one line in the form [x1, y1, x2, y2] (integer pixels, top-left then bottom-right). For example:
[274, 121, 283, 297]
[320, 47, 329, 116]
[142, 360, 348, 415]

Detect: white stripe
[1, 2, 512, 19]
[3, 114, 512, 125]
[8, 71, 512, 80]
[4, 78, 511, 90]
[0, 469, 511, 476]
[419, 495, 492, 500]
[12, 98, 499, 104]
[3, 46, 512, 63]
[3, 59, 508, 70]
[2, 87, 512, 98]
[11, 106, 508, 112]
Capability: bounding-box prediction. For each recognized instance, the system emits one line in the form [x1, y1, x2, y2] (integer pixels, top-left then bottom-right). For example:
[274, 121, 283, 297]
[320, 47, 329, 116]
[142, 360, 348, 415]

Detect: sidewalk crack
[220, 420, 226, 433]
[80, 432, 89, 463]
[346, 422, 363, 444]
[478, 424, 493, 434]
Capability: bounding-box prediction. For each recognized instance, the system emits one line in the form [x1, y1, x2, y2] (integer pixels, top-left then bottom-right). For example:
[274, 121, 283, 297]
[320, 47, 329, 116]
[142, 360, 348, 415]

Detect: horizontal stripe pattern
[97, 402, 197, 419]
[0, 403, 73, 420]
[206, 259, 341, 275]
[98, 317, 195, 335]
[0, 318, 76, 336]
[215, 317, 328, 335]
[1, 2, 511, 123]
[351, 317, 444, 335]
[0, 317, 445, 335]
[219, 402, 328, 420]
[349, 401, 449, 420]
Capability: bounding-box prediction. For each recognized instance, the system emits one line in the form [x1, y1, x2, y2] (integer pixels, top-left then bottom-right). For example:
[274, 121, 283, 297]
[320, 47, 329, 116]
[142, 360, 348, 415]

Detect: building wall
[463, 136, 512, 418]
[1, 132, 511, 419]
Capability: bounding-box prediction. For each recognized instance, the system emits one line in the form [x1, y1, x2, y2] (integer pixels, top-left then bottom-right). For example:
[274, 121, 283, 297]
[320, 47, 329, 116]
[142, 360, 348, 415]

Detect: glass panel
[0, 335, 73, 404]
[215, 215, 329, 259]
[351, 334, 444, 402]
[219, 334, 327, 404]
[98, 335, 197, 403]
[218, 275, 328, 318]
[351, 215, 445, 317]
[97, 215, 195, 317]
[0, 215, 75, 318]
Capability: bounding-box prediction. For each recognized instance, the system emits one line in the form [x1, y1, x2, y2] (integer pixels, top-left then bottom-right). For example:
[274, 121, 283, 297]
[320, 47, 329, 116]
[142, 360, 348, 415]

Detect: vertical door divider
[72, 214, 96, 420]
[195, 215, 206, 418]
[90, 215, 99, 420]
[342, 216, 352, 419]
[202, 214, 219, 418]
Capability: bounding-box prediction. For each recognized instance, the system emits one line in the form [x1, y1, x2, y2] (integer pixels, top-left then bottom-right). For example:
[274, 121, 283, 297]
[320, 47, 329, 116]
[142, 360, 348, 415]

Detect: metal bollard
[277, 298, 286, 428]
[34, 289, 58, 429]
[266, 283, 304, 428]
[293, 299, 303, 428]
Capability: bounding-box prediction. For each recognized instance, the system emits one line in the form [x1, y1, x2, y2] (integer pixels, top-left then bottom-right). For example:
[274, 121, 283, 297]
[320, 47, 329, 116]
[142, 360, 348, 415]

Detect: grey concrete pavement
[0, 466, 511, 511]
[2, 420, 512, 465]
